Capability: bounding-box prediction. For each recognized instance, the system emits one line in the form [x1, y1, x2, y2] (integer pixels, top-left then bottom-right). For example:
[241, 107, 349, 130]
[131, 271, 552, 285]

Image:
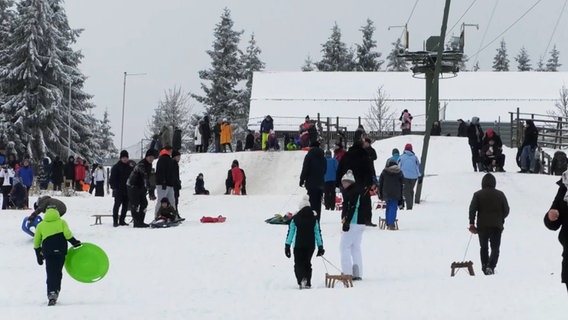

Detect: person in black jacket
[336, 140, 376, 226]
[339, 170, 366, 280]
[109, 150, 133, 227]
[127, 150, 156, 228]
[457, 119, 467, 137]
[50, 157, 64, 191]
[63, 156, 75, 189]
[194, 173, 209, 195]
[544, 176, 568, 293]
[299, 141, 326, 221]
[379, 160, 403, 230]
[213, 118, 222, 153]
[468, 173, 510, 275]
[244, 130, 255, 151]
[154, 146, 177, 218]
[519, 119, 539, 173]
[284, 196, 324, 289]
[172, 150, 182, 210]
[467, 117, 484, 172]
[200, 115, 211, 153]
[430, 121, 442, 136]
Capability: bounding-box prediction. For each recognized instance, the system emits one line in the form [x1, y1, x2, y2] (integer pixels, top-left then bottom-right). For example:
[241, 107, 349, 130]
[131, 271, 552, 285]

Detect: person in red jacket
[231, 160, 243, 195]
[74, 158, 86, 192]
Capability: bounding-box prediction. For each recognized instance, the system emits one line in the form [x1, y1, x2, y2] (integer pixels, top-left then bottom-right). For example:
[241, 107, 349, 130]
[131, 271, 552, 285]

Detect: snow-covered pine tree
[0, 0, 100, 161]
[515, 46, 532, 71]
[492, 39, 509, 71]
[355, 19, 383, 71]
[315, 22, 355, 71]
[0, 0, 15, 110]
[301, 55, 315, 71]
[98, 109, 118, 158]
[240, 33, 265, 128]
[191, 8, 245, 130]
[546, 45, 561, 72]
[386, 38, 409, 72]
[536, 56, 545, 71]
[149, 87, 193, 149]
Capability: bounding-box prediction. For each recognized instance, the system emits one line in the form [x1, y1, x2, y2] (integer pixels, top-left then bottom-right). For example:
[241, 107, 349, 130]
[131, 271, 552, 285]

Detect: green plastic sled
[65, 242, 109, 283]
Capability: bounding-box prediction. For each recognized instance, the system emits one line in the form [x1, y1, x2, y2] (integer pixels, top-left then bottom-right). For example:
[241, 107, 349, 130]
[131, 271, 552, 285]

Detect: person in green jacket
[33, 208, 81, 306]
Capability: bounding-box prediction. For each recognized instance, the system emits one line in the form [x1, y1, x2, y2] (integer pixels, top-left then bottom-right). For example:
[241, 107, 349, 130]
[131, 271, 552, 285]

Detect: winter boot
[47, 291, 58, 306]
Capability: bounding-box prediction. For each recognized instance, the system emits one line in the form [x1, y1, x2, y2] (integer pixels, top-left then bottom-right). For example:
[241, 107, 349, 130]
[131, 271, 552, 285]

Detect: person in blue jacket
[397, 143, 422, 210]
[285, 196, 324, 289]
[323, 150, 338, 210]
[18, 159, 34, 208]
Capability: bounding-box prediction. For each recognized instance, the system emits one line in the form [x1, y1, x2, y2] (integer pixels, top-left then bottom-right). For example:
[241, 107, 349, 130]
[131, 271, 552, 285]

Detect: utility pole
[120, 72, 147, 151]
[398, 0, 460, 204]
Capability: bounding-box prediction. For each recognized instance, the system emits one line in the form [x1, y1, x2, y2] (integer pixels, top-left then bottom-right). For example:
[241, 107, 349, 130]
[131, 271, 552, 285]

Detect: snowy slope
[0, 136, 567, 319]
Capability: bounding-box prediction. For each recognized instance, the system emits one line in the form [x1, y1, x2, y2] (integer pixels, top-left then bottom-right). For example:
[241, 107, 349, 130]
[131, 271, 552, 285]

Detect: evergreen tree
[492, 39, 509, 71]
[546, 45, 561, 72]
[386, 38, 409, 71]
[515, 46, 532, 71]
[355, 19, 383, 71]
[149, 87, 193, 147]
[315, 22, 355, 71]
[536, 56, 545, 71]
[0, 0, 100, 160]
[0, 0, 15, 108]
[301, 55, 315, 71]
[240, 33, 265, 126]
[191, 8, 245, 130]
[98, 109, 118, 158]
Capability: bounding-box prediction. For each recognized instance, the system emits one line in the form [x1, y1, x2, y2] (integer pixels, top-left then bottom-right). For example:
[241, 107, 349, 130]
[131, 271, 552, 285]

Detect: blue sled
[22, 216, 42, 237]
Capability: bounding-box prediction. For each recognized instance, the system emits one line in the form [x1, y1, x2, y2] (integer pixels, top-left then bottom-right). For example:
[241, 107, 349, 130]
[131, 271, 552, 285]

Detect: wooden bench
[91, 214, 132, 225]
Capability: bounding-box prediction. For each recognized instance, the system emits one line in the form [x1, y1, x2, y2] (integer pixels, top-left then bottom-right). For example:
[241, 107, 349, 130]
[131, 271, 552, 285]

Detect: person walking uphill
[154, 146, 177, 218]
[468, 173, 510, 275]
[467, 117, 484, 172]
[299, 141, 326, 221]
[339, 170, 366, 280]
[323, 150, 338, 210]
[33, 208, 81, 306]
[544, 174, 568, 293]
[127, 150, 157, 228]
[398, 143, 421, 210]
[379, 160, 404, 230]
[110, 150, 133, 227]
[284, 196, 324, 289]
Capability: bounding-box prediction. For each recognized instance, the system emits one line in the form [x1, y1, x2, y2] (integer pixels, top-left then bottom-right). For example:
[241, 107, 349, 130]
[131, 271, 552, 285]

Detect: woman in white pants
[340, 170, 366, 281]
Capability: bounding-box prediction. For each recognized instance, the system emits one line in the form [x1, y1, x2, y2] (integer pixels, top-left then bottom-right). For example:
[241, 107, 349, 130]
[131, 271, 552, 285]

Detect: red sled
[200, 215, 227, 223]
[335, 196, 343, 211]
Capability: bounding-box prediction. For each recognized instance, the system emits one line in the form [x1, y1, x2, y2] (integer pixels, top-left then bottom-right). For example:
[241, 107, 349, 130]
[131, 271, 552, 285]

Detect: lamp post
[120, 72, 147, 151]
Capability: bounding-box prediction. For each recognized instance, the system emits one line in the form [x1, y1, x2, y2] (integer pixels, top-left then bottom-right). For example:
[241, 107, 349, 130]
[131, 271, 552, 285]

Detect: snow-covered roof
[248, 71, 568, 132]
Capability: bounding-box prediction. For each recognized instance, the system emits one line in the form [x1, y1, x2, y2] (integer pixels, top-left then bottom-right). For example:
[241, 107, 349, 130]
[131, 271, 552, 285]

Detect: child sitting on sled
[284, 196, 325, 289]
[150, 198, 184, 228]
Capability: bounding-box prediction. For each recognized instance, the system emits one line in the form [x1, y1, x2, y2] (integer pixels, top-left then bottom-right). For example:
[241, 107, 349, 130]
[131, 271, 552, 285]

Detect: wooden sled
[450, 260, 475, 277]
[325, 273, 353, 288]
[378, 217, 399, 230]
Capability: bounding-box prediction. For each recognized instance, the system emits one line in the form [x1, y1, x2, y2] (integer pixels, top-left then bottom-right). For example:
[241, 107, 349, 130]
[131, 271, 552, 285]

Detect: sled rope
[278, 186, 301, 214]
[321, 256, 342, 273]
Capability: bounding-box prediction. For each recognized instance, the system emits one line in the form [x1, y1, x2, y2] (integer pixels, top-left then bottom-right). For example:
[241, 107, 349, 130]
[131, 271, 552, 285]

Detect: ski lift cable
[472, 0, 499, 66]
[447, 0, 478, 35]
[542, 0, 567, 60]
[469, 0, 543, 60]
[399, 0, 420, 40]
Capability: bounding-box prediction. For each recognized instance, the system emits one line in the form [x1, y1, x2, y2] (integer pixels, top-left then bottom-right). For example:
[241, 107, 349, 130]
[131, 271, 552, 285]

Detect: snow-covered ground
[1, 135, 567, 319]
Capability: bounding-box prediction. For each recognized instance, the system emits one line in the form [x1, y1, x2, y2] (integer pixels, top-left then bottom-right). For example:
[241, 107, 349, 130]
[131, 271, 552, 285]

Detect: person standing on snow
[284, 196, 325, 289]
[194, 121, 203, 153]
[323, 150, 338, 211]
[399, 109, 413, 135]
[519, 120, 539, 173]
[63, 156, 75, 190]
[468, 173, 510, 275]
[544, 174, 568, 293]
[127, 150, 157, 228]
[172, 150, 182, 210]
[379, 160, 404, 230]
[339, 170, 366, 280]
[220, 118, 233, 152]
[299, 141, 326, 221]
[33, 208, 81, 306]
[110, 150, 133, 227]
[398, 143, 421, 210]
[154, 146, 177, 218]
[200, 115, 211, 153]
[260, 115, 274, 151]
[467, 116, 484, 172]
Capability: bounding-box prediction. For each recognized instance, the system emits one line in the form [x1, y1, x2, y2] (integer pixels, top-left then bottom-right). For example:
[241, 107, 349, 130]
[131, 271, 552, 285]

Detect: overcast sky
[63, 0, 567, 151]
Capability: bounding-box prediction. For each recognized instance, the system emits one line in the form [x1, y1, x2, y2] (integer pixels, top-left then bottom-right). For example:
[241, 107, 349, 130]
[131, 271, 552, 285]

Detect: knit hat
[172, 150, 181, 157]
[298, 195, 311, 210]
[341, 170, 356, 183]
[486, 129, 494, 137]
[324, 150, 332, 157]
[392, 148, 400, 155]
[120, 150, 129, 159]
[160, 197, 170, 204]
[404, 143, 413, 151]
[145, 149, 155, 158]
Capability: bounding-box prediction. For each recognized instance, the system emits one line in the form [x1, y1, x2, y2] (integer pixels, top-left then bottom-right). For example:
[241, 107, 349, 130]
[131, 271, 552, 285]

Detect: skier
[33, 208, 81, 306]
[468, 173, 510, 275]
[284, 196, 324, 289]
